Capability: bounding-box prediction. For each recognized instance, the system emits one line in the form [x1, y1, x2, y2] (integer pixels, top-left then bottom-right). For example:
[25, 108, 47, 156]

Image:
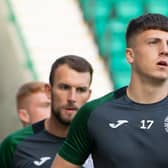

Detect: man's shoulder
[1, 120, 45, 151]
[0, 125, 34, 168]
[85, 86, 127, 110]
[0, 120, 45, 168]
[1, 125, 33, 149]
[73, 87, 127, 122]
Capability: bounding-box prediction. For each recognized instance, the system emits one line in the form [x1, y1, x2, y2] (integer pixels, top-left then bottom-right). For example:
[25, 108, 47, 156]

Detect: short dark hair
[126, 13, 168, 47]
[49, 55, 93, 86]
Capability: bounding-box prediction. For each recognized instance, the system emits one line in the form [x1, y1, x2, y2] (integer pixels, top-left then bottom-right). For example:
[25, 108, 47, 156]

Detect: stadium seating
[145, 0, 168, 16]
[114, 0, 144, 21]
[79, 0, 168, 89]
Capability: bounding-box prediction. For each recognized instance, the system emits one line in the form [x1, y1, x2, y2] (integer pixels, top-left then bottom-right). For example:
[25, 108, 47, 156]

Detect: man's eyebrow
[145, 37, 161, 42]
[146, 37, 160, 39]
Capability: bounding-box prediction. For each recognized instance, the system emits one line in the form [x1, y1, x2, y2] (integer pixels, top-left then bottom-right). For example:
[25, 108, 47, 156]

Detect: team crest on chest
[164, 116, 168, 133]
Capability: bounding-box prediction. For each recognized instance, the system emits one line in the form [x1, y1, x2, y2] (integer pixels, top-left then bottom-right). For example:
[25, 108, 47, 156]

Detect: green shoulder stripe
[0, 125, 34, 168]
[73, 86, 127, 126]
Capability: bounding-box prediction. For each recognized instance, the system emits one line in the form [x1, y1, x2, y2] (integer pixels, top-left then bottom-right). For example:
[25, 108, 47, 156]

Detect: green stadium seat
[108, 51, 131, 89]
[80, 0, 112, 24]
[93, 16, 108, 45]
[111, 34, 126, 53]
[112, 71, 131, 89]
[114, 0, 144, 21]
[109, 52, 130, 71]
[98, 18, 126, 58]
[145, 0, 168, 16]
[106, 18, 127, 34]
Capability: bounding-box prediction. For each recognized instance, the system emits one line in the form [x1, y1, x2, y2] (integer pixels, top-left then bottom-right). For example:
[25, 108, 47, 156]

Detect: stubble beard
[51, 92, 71, 126]
[51, 105, 71, 126]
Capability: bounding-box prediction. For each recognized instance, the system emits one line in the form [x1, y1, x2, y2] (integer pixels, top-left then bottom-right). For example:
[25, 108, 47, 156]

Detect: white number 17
[140, 120, 154, 129]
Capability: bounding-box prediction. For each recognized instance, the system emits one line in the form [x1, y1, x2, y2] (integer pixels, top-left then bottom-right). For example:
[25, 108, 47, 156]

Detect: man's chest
[13, 137, 64, 168]
[90, 104, 168, 167]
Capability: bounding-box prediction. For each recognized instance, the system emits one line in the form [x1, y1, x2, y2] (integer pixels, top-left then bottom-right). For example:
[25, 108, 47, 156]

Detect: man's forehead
[135, 29, 168, 41]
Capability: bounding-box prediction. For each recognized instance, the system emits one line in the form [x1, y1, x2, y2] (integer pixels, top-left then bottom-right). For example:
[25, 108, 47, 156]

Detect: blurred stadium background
[0, 0, 167, 139]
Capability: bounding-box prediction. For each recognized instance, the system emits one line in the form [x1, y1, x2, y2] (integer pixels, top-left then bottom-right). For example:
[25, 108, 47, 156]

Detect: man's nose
[160, 42, 168, 56]
[67, 89, 77, 103]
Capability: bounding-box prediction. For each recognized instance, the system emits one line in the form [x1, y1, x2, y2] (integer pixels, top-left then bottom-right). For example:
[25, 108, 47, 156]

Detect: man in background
[16, 81, 51, 127]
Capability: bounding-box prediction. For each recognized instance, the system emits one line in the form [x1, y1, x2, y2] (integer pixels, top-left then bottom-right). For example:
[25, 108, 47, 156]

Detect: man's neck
[44, 117, 69, 138]
[127, 80, 168, 104]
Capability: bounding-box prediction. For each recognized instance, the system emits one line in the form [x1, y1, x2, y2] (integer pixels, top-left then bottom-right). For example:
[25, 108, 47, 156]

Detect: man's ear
[126, 48, 134, 64]
[44, 84, 51, 99]
[18, 109, 30, 127]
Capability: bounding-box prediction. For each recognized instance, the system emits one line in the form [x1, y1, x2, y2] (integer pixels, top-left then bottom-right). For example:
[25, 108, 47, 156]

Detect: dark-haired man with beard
[0, 55, 94, 168]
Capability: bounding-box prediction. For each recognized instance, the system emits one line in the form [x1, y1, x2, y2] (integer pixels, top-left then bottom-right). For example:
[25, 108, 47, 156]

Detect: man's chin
[61, 120, 71, 126]
[53, 111, 72, 126]
[58, 117, 72, 126]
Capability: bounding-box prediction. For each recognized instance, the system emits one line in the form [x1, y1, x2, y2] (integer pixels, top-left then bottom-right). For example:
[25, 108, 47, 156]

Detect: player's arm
[51, 100, 97, 168]
[51, 154, 80, 168]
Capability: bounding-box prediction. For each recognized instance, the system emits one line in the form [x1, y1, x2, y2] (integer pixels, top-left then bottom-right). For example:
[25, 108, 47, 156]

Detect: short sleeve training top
[58, 86, 168, 168]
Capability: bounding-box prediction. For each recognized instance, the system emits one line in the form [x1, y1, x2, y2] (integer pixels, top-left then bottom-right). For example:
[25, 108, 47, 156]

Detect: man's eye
[59, 85, 69, 90]
[42, 103, 50, 107]
[77, 88, 87, 93]
[149, 41, 156, 44]
[148, 40, 158, 44]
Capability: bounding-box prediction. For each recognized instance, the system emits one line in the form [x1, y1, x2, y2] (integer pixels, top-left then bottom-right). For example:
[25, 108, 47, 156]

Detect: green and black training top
[58, 86, 168, 168]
